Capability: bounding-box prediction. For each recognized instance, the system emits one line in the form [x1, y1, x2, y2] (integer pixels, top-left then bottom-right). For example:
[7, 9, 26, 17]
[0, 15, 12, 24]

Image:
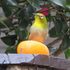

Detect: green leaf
[7, 0, 17, 6]
[1, 35, 17, 46]
[4, 19, 14, 28]
[50, 0, 70, 9]
[53, 18, 63, 36]
[50, 0, 66, 7]
[49, 16, 68, 37]
[19, 19, 30, 28]
[0, 21, 9, 29]
[24, 4, 35, 18]
[0, 17, 14, 29]
[65, 12, 70, 17]
[49, 15, 68, 37]
[5, 46, 17, 53]
[15, 28, 28, 41]
[59, 35, 70, 51]
[1, 0, 12, 17]
[49, 27, 60, 37]
[64, 48, 70, 59]
[65, 0, 70, 9]
[17, 4, 34, 28]
[27, 0, 41, 10]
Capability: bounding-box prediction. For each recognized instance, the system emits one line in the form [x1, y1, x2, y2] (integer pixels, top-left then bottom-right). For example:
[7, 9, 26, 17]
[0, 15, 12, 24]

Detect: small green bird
[29, 13, 48, 43]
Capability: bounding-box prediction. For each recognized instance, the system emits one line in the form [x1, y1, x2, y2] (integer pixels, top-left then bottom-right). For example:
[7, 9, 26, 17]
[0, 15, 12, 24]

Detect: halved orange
[17, 40, 49, 55]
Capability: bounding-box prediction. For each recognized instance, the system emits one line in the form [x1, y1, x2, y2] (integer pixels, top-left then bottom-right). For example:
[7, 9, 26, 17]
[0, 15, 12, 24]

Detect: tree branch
[47, 38, 62, 47]
[47, 37, 62, 56]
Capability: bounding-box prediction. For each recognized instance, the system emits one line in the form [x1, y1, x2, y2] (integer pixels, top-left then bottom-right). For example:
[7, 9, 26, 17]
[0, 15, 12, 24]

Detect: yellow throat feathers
[33, 13, 48, 29]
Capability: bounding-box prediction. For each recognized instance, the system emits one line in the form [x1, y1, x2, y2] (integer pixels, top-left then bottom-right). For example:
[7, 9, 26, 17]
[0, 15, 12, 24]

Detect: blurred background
[0, 0, 70, 59]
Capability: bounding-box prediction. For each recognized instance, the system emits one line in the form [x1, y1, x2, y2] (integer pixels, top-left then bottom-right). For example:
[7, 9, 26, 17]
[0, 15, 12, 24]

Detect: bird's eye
[40, 16, 44, 19]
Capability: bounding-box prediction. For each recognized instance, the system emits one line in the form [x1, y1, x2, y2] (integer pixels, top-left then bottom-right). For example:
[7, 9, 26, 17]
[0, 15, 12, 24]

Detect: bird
[28, 12, 48, 43]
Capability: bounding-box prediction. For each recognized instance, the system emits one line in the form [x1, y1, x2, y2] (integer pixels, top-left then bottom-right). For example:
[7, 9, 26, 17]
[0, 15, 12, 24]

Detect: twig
[47, 38, 62, 47]
[47, 37, 62, 56]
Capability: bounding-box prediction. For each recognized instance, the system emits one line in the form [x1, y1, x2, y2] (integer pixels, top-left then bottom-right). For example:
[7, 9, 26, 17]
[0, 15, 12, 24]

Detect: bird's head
[34, 13, 47, 24]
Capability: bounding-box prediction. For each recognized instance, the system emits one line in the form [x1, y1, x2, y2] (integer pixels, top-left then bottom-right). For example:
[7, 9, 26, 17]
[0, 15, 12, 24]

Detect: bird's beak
[40, 16, 44, 19]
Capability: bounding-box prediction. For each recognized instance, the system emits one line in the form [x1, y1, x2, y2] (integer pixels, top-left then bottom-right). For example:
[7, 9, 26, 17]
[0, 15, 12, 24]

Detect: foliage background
[0, 0, 70, 58]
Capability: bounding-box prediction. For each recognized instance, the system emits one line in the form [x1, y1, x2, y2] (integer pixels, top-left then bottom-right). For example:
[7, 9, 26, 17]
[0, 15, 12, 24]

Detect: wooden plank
[0, 54, 9, 64]
[7, 54, 34, 64]
[32, 55, 68, 69]
[0, 54, 70, 70]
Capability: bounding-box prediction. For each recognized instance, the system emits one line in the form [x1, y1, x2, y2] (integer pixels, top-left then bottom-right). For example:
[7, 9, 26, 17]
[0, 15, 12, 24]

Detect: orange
[17, 40, 49, 55]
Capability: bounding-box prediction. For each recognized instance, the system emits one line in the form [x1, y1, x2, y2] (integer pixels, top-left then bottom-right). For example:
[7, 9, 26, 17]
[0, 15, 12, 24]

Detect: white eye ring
[40, 16, 44, 19]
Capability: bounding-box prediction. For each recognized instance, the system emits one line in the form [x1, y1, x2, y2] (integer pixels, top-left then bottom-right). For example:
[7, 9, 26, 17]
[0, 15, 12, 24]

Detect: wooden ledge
[0, 54, 70, 70]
